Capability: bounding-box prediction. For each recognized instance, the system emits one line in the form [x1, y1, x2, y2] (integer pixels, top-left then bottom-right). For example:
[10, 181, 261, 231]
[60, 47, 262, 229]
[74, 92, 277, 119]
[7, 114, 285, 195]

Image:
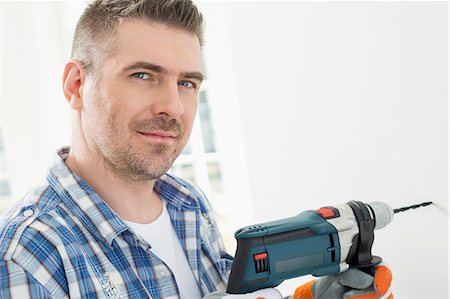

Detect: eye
[132, 72, 151, 80]
[179, 80, 196, 89]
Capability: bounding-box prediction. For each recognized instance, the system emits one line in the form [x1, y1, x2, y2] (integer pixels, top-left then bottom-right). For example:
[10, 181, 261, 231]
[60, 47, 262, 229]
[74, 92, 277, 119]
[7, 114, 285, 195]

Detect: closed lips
[139, 131, 176, 137]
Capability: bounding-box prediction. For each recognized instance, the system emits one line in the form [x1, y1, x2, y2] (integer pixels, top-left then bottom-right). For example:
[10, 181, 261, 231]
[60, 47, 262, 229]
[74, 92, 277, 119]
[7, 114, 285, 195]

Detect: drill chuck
[366, 202, 394, 230]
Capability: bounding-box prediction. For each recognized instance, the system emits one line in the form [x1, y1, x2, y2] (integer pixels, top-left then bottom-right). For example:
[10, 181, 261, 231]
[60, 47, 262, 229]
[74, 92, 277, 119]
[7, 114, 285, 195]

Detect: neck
[66, 143, 163, 224]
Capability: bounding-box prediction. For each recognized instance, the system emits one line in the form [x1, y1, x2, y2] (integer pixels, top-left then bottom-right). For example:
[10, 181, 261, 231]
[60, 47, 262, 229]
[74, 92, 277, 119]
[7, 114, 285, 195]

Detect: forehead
[107, 19, 202, 74]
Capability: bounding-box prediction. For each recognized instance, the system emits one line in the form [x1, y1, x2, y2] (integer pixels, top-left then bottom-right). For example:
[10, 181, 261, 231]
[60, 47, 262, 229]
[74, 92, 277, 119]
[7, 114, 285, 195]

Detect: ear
[62, 60, 85, 110]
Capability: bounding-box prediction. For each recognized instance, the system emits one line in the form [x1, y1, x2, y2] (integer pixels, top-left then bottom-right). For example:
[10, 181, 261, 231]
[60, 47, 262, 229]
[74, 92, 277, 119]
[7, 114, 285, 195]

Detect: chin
[139, 157, 174, 176]
[124, 145, 179, 175]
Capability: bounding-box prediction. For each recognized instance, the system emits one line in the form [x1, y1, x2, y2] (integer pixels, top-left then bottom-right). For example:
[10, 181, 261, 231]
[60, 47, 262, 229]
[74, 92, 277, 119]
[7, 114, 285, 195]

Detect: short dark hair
[71, 0, 204, 73]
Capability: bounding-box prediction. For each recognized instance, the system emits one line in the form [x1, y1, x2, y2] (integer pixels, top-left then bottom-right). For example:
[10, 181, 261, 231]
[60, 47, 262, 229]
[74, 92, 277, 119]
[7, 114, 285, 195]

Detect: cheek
[82, 98, 105, 136]
[101, 89, 136, 130]
[85, 97, 128, 138]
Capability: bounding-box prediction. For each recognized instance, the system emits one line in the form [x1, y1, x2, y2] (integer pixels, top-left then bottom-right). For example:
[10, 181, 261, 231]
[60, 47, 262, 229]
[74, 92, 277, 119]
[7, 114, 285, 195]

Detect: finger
[293, 280, 315, 299]
[344, 290, 394, 299]
[344, 287, 378, 299]
[374, 265, 393, 299]
[343, 266, 394, 299]
[339, 268, 374, 289]
[345, 290, 394, 299]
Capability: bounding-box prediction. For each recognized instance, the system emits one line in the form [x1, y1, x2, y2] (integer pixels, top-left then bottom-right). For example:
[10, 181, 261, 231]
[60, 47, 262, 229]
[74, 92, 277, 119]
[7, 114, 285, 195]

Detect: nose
[151, 81, 184, 118]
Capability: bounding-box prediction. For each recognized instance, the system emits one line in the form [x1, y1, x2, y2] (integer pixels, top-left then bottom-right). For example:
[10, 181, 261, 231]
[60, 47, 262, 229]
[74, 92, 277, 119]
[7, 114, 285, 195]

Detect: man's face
[81, 20, 203, 182]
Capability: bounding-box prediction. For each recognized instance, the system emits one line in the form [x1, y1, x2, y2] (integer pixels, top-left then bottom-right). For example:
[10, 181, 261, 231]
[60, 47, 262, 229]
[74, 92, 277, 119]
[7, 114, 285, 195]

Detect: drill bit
[394, 202, 433, 213]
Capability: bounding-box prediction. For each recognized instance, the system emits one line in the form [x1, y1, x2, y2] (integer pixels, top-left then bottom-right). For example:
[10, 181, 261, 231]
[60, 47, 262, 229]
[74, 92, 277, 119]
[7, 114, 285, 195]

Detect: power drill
[226, 200, 432, 294]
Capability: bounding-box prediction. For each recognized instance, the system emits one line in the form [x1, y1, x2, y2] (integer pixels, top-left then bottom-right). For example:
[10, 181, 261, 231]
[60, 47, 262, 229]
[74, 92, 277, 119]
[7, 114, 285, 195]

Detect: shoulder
[0, 182, 73, 296]
[0, 181, 63, 261]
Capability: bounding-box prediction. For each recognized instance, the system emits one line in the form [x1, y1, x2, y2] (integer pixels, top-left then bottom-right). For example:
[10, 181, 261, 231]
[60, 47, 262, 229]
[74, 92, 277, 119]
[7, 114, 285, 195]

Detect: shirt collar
[46, 147, 199, 245]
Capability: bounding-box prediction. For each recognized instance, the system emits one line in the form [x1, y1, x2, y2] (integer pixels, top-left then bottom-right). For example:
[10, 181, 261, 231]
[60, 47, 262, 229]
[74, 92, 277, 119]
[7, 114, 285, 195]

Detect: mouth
[137, 130, 177, 144]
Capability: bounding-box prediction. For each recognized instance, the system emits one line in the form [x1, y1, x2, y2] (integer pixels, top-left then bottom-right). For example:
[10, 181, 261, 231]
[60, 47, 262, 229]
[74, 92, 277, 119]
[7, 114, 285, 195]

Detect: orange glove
[293, 265, 393, 299]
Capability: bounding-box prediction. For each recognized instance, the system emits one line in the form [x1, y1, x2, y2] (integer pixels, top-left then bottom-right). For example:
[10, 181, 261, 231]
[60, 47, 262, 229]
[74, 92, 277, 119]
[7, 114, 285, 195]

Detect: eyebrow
[122, 61, 204, 82]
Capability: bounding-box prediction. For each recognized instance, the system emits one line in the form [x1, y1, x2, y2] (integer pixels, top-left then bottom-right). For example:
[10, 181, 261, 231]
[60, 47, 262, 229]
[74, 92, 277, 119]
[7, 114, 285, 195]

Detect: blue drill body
[226, 201, 394, 294]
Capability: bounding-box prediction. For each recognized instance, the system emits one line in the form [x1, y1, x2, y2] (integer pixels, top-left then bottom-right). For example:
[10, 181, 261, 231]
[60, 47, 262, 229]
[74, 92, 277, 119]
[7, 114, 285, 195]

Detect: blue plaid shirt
[0, 147, 233, 298]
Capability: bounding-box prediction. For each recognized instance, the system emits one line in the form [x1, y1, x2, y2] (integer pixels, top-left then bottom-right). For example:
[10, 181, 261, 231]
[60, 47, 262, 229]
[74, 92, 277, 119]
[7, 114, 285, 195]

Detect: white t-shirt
[124, 203, 202, 299]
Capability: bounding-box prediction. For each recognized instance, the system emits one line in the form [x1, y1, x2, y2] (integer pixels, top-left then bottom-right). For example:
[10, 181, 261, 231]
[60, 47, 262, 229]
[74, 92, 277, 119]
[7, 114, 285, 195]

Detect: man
[0, 0, 392, 298]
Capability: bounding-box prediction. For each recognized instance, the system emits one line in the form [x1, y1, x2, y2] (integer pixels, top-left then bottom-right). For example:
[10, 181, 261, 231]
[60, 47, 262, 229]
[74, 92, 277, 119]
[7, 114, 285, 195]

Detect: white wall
[199, 2, 448, 298]
[1, 1, 448, 298]
[1, 1, 86, 204]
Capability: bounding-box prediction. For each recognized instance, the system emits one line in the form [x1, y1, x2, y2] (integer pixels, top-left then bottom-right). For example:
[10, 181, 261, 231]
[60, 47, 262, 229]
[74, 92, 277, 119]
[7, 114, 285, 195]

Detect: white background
[198, 2, 448, 298]
[2, 1, 449, 298]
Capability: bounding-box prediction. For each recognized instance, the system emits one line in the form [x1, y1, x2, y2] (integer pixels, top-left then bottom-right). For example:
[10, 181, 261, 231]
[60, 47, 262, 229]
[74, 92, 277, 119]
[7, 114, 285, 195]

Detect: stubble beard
[86, 95, 185, 183]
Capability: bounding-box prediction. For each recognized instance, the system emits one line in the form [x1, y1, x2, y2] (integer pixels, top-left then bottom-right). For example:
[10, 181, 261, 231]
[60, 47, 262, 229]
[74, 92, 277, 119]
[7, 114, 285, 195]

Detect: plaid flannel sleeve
[0, 259, 52, 298]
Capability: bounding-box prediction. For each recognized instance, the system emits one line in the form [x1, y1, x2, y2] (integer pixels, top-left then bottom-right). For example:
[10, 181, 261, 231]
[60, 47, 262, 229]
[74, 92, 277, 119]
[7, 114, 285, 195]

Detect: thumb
[337, 268, 374, 289]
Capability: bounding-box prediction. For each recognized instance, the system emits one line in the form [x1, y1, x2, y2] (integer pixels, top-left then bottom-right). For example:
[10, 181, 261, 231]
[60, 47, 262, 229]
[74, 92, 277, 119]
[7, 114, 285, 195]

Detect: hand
[292, 265, 393, 299]
[203, 287, 282, 299]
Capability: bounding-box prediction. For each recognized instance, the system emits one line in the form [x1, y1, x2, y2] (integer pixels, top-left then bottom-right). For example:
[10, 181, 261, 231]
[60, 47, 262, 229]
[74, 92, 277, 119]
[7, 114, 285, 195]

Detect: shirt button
[22, 209, 34, 217]
[158, 270, 167, 276]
